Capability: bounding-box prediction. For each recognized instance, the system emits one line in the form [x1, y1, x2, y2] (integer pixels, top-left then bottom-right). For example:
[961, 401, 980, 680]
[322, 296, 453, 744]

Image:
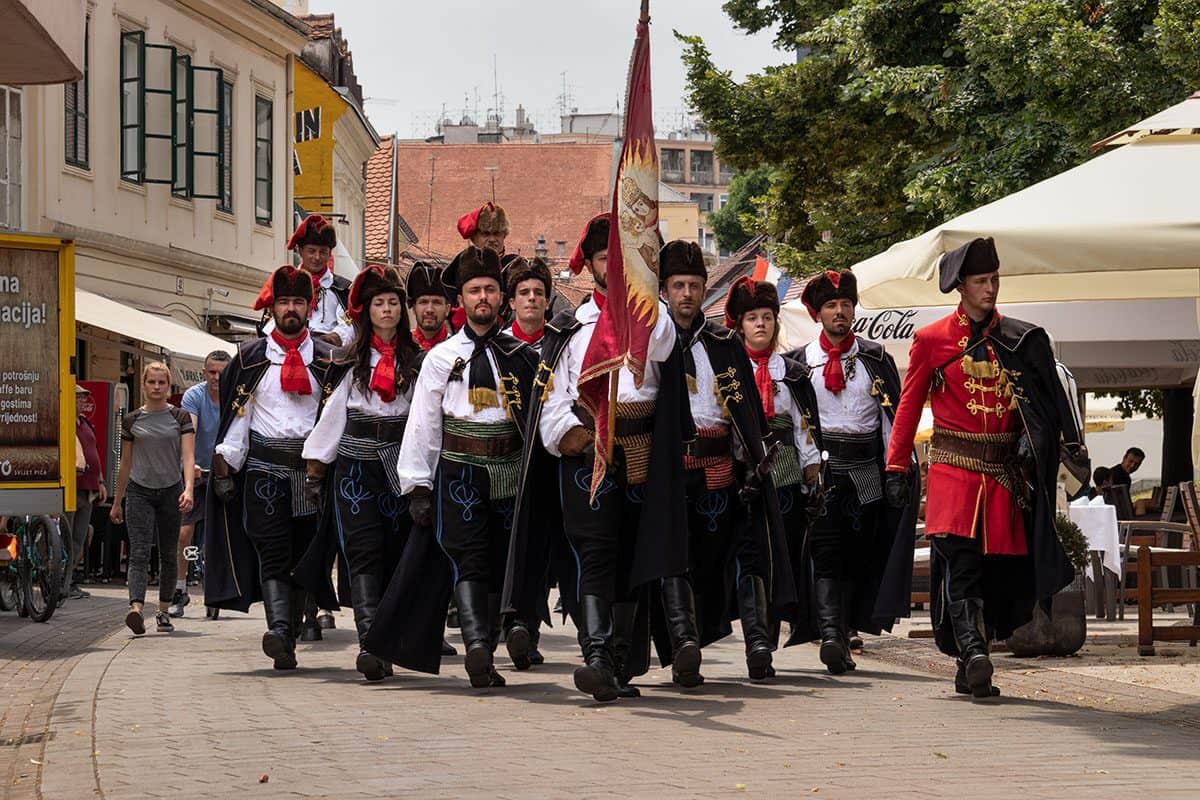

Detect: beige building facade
[10, 0, 307, 387]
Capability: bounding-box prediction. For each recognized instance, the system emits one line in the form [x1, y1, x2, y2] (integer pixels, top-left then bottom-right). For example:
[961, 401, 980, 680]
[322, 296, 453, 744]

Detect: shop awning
[0, 0, 85, 84]
[75, 289, 236, 385]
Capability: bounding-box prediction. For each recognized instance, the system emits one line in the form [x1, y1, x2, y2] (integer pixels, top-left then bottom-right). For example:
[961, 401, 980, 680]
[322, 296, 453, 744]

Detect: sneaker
[69, 586, 90, 599]
[156, 612, 174, 633]
[168, 589, 190, 618]
[125, 609, 146, 635]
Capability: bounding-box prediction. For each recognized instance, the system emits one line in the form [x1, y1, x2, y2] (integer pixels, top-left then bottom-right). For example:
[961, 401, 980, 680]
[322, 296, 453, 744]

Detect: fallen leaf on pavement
[933, 752, 948, 759]
[259, 775, 269, 783]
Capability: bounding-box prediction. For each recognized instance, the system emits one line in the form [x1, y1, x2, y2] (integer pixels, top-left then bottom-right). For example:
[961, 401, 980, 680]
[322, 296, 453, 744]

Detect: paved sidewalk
[10, 588, 1194, 799]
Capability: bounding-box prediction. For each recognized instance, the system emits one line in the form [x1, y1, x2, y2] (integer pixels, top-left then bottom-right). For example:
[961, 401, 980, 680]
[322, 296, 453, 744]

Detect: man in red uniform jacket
[884, 237, 1085, 699]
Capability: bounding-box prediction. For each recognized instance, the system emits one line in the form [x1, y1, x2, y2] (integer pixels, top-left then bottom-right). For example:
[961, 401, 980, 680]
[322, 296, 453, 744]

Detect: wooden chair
[1104, 485, 1192, 619]
[1136, 545, 1200, 655]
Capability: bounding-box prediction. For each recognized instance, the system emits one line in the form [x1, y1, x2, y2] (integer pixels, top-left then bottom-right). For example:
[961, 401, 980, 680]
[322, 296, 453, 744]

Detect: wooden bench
[1136, 545, 1200, 655]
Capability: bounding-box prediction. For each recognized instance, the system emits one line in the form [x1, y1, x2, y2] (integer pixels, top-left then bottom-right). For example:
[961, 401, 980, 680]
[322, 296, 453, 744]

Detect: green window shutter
[254, 96, 272, 225]
[172, 54, 192, 197]
[142, 42, 176, 184]
[119, 30, 144, 183]
[191, 66, 223, 200]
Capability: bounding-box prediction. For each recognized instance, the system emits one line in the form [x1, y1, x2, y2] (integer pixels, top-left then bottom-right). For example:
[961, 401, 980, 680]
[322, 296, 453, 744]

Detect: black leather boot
[815, 578, 849, 675]
[261, 579, 296, 670]
[738, 575, 774, 681]
[351, 573, 386, 682]
[288, 587, 304, 646]
[948, 598, 996, 698]
[839, 581, 856, 672]
[505, 619, 533, 671]
[572, 594, 619, 702]
[611, 601, 641, 698]
[454, 582, 493, 688]
[300, 592, 322, 642]
[441, 638, 458, 656]
[661, 576, 703, 688]
[529, 619, 545, 665]
[486, 593, 507, 687]
[955, 659, 1001, 696]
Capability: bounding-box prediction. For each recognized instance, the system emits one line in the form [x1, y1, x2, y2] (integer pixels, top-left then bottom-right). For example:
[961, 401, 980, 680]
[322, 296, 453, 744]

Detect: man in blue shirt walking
[171, 350, 230, 617]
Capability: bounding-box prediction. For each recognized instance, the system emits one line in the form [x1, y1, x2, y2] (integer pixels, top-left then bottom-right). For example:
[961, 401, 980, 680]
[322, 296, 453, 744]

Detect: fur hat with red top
[443, 245, 503, 291]
[287, 214, 337, 250]
[723, 275, 780, 329]
[253, 265, 314, 311]
[501, 253, 553, 298]
[457, 202, 510, 240]
[800, 270, 858, 321]
[347, 265, 406, 323]
[567, 214, 610, 275]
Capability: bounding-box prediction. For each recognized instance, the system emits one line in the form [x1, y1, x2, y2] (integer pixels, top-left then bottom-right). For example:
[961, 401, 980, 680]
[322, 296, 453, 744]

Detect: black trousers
[809, 472, 880, 581]
[436, 461, 513, 591]
[684, 470, 737, 636]
[559, 453, 643, 603]
[931, 534, 984, 603]
[243, 470, 318, 582]
[333, 457, 409, 582]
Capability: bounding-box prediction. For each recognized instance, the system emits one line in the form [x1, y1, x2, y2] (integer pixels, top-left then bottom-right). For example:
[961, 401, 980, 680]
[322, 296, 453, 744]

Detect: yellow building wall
[659, 202, 700, 245]
[293, 61, 350, 214]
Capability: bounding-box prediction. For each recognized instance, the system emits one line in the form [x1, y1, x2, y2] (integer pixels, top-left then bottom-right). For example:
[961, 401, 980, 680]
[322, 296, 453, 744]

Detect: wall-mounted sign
[0, 234, 75, 513]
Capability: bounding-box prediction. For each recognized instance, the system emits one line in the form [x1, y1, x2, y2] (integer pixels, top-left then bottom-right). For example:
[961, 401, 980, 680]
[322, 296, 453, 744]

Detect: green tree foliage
[681, 0, 1200, 274]
[1094, 389, 1164, 419]
[707, 165, 773, 252]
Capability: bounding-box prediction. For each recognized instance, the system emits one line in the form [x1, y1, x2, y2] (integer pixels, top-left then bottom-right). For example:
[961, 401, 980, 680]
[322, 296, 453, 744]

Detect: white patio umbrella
[849, 95, 1200, 309]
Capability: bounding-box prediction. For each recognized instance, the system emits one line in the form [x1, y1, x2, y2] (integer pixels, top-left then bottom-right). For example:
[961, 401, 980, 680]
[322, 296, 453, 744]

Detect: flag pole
[640, 0, 649, 23]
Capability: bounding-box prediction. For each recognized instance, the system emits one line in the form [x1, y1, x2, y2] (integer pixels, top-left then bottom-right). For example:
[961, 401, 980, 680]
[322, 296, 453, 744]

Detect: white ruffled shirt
[396, 327, 517, 493]
[539, 297, 677, 458]
[767, 352, 821, 468]
[301, 350, 415, 464]
[213, 334, 322, 471]
[803, 338, 889, 440]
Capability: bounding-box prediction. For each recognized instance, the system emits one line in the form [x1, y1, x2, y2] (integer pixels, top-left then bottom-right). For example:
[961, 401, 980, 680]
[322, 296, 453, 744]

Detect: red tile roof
[364, 136, 394, 261]
[301, 12, 334, 40]
[384, 142, 614, 264]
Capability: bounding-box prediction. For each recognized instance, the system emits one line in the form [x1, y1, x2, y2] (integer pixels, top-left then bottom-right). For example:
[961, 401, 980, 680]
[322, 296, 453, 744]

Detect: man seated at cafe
[1108, 447, 1144, 488]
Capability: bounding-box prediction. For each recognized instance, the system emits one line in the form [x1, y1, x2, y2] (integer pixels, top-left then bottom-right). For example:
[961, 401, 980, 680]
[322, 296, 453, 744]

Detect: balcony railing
[688, 170, 714, 185]
[662, 169, 684, 183]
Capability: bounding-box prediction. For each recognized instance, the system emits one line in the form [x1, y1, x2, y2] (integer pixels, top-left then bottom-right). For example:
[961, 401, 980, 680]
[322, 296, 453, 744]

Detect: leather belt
[248, 443, 305, 471]
[442, 431, 521, 458]
[930, 428, 1017, 465]
[574, 406, 655, 438]
[345, 417, 407, 442]
[683, 432, 732, 459]
[823, 436, 880, 462]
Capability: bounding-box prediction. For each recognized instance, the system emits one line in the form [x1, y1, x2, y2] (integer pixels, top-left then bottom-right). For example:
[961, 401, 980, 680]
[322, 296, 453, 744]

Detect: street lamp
[203, 287, 230, 330]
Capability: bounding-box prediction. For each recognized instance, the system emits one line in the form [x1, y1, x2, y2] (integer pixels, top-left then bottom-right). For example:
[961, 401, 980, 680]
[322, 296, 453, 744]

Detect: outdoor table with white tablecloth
[1068, 497, 1121, 578]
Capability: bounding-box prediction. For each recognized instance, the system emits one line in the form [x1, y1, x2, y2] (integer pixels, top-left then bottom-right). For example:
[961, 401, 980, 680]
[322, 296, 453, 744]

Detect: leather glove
[558, 425, 593, 458]
[303, 475, 324, 511]
[884, 471, 910, 509]
[213, 475, 237, 504]
[409, 487, 434, 528]
[801, 481, 825, 518]
[738, 470, 764, 505]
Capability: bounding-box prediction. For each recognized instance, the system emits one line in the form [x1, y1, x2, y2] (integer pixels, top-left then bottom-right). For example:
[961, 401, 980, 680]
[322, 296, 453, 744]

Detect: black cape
[782, 338, 920, 645]
[365, 329, 537, 674]
[930, 317, 1078, 653]
[649, 321, 798, 666]
[203, 336, 333, 612]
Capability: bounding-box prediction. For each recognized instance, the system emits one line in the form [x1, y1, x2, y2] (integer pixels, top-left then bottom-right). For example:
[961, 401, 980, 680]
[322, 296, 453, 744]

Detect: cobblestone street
[0, 587, 1191, 799]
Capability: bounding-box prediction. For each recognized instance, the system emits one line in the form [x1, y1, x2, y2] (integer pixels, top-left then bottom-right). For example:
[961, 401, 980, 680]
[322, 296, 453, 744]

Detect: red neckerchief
[450, 306, 467, 331]
[412, 325, 449, 351]
[369, 334, 397, 403]
[744, 344, 775, 418]
[510, 320, 544, 344]
[270, 329, 312, 395]
[819, 330, 855, 395]
[592, 289, 607, 311]
[307, 265, 329, 292]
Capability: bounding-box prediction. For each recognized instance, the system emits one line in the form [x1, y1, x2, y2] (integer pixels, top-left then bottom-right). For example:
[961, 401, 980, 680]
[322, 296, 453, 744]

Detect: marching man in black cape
[790, 269, 919, 675]
[263, 214, 354, 349]
[396, 245, 536, 689]
[660, 240, 797, 684]
[206, 265, 334, 670]
[884, 238, 1086, 698]
[508, 214, 680, 702]
[301, 265, 419, 681]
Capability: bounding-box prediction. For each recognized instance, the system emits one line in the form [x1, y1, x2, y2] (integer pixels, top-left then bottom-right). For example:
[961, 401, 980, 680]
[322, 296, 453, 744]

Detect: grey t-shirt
[121, 406, 193, 489]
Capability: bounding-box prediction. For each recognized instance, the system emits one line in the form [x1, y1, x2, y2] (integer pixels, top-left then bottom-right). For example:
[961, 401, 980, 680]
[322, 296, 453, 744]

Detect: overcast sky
[306, 1, 785, 139]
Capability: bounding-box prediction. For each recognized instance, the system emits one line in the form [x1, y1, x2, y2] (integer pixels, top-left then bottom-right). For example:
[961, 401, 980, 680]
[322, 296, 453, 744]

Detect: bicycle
[0, 516, 64, 622]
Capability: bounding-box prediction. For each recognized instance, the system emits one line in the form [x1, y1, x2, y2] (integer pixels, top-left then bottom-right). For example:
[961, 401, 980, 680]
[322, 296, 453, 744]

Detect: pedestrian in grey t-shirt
[110, 362, 195, 636]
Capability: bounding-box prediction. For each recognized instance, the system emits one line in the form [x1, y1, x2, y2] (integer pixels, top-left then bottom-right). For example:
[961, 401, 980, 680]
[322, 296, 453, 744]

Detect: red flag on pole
[577, 1, 659, 496]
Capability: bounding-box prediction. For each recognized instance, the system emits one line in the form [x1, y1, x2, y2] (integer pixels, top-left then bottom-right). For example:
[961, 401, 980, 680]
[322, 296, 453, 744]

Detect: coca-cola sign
[852, 309, 918, 341]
